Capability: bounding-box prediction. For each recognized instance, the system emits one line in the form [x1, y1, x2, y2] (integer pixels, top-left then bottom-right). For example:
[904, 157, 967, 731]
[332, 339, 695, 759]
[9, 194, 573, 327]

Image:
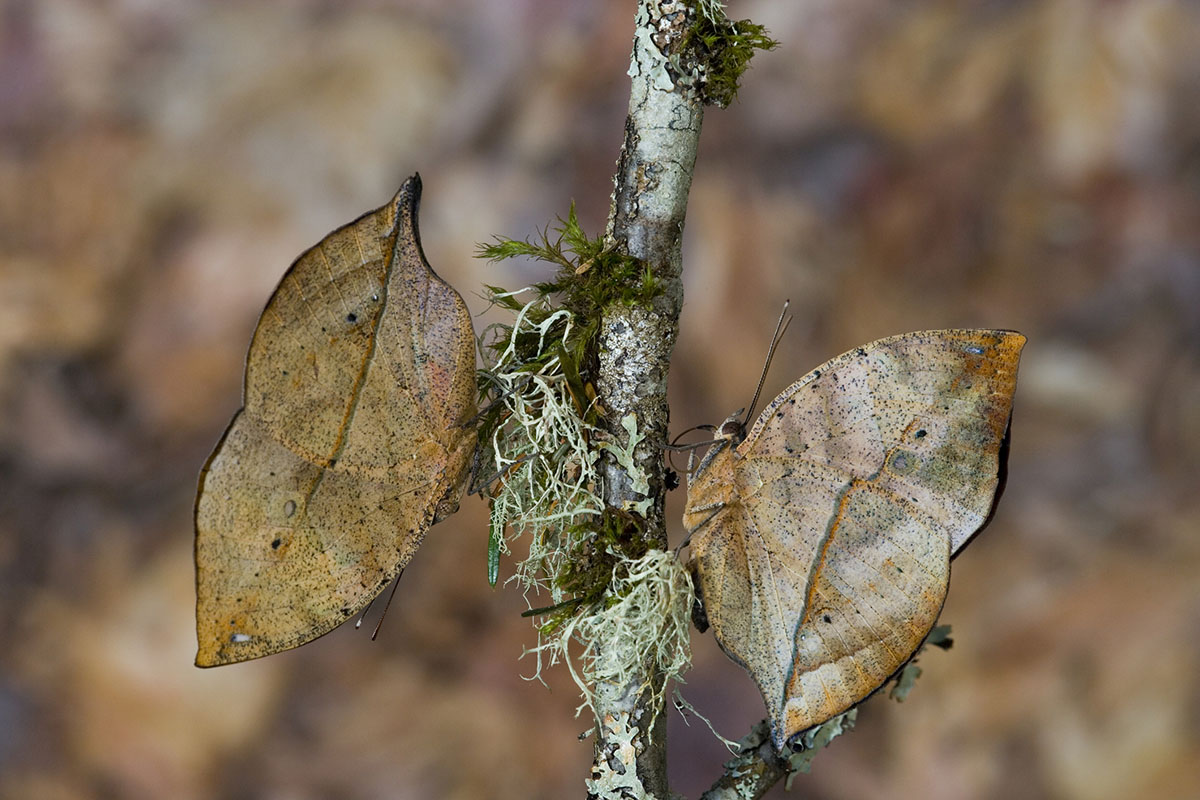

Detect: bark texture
[588, 3, 790, 798]
[588, 1, 703, 797]
[698, 722, 786, 800]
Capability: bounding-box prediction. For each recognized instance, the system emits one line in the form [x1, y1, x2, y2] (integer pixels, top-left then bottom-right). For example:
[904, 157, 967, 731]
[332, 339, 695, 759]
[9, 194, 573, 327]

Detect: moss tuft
[542, 549, 694, 722]
[477, 203, 662, 327]
[683, 13, 778, 108]
[475, 295, 601, 595]
[538, 508, 653, 633]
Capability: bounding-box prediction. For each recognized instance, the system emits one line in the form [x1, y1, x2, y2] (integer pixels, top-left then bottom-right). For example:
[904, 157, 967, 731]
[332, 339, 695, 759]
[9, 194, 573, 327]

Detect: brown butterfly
[195, 176, 477, 667]
[683, 328, 1024, 749]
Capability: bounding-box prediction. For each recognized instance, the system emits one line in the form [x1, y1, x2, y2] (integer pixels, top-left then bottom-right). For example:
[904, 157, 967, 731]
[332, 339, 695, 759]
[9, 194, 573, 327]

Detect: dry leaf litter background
[1, 1, 1197, 799]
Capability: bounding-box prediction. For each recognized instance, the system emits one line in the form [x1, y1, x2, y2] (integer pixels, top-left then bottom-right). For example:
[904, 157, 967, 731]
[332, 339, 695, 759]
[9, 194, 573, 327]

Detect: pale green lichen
[596, 413, 652, 514]
[480, 293, 602, 598]
[926, 623, 954, 648]
[785, 709, 858, 783]
[477, 214, 687, 724]
[529, 548, 693, 722]
[696, 0, 728, 24]
[889, 662, 923, 702]
[628, 1, 676, 92]
[584, 711, 646, 797]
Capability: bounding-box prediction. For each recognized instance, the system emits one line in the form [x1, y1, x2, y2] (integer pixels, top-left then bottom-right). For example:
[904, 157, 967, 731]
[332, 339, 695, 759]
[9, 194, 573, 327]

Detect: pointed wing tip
[773, 715, 811, 754]
[391, 173, 427, 249]
[986, 329, 1027, 365]
[194, 626, 264, 668]
[955, 329, 1026, 365]
[394, 173, 424, 212]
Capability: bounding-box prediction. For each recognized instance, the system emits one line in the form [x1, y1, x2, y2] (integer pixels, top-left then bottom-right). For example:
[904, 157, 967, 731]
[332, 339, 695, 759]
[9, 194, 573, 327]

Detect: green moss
[683, 14, 778, 108]
[475, 206, 665, 585]
[475, 206, 662, 594]
[474, 207, 663, 590]
[474, 290, 603, 594]
[513, 508, 653, 635]
[477, 203, 662, 326]
[476, 204, 662, 431]
[476, 209, 687, 720]
[537, 508, 652, 634]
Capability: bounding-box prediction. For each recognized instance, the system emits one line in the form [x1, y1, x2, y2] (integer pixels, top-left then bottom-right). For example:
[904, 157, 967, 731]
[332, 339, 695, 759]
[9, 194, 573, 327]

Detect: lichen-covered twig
[479, 2, 775, 796]
[698, 721, 786, 800]
[588, 2, 705, 796]
[699, 626, 954, 799]
[586, 2, 777, 798]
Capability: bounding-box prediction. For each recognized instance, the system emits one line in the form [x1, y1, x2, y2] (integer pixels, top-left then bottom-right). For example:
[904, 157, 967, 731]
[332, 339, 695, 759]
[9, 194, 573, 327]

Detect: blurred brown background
[1, 1, 1198, 798]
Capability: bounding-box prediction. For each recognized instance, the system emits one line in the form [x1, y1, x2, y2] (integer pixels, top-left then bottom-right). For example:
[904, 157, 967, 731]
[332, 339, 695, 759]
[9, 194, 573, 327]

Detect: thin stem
[699, 721, 786, 800]
[588, 0, 704, 796]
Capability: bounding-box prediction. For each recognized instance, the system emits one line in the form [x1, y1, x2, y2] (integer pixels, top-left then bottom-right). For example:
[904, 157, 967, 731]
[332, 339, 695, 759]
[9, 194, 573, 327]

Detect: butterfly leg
[676, 501, 725, 555]
[464, 373, 533, 428]
[469, 452, 536, 496]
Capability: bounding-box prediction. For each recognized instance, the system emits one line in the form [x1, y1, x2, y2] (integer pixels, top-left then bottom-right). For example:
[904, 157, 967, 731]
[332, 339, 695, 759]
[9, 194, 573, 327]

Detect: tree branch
[588, 1, 702, 797]
[698, 721, 786, 800]
[585, 2, 783, 796]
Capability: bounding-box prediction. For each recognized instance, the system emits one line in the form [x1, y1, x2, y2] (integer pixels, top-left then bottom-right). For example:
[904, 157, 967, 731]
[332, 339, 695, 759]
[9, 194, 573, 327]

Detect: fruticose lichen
[476, 209, 690, 721]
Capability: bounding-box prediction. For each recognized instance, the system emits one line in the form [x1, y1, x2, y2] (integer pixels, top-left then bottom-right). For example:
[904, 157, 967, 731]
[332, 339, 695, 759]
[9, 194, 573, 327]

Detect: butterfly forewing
[685, 329, 1024, 749]
[195, 176, 477, 667]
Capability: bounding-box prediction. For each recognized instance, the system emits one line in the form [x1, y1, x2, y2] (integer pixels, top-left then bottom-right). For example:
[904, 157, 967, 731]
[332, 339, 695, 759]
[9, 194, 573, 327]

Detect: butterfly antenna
[469, 452, 535, 497]
[354, 596, 377, 629]
[370, 569, 405, 641]
[742, 300, 792, 427]
[664, 424, 717, 450]
[663, 424, 717, 472]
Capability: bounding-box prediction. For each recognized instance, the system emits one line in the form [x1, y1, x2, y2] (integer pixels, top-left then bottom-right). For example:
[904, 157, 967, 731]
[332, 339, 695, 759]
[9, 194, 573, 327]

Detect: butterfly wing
[685, 329, 1024, 748]
[195, 176, 477, 667]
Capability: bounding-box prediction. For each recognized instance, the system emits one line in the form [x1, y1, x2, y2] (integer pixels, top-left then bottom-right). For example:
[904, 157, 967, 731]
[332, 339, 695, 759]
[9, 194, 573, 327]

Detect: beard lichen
[530, 544, 693, 725]
[477, 295, 603, 594]
[475, 208, 690, 721]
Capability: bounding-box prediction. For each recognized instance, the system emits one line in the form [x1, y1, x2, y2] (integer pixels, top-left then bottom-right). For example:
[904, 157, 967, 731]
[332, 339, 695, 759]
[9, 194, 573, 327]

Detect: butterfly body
[684, 329, 1024, 749]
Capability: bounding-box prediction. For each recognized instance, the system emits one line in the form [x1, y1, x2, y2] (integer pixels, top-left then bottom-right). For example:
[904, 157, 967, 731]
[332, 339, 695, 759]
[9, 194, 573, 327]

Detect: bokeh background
[2, 1, 1198, 798]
